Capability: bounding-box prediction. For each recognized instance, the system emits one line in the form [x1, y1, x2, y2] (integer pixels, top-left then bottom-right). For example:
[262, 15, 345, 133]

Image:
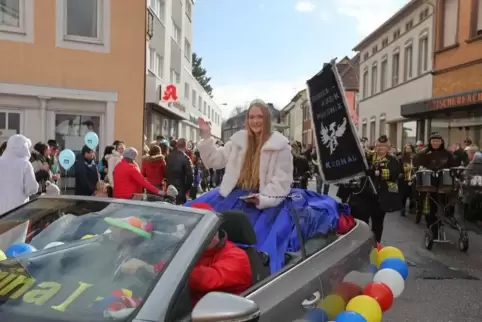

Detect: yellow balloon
[370, 248, 378, 266]
[81, 234, 95, 240]
[0, 250, 6, 261]
[377, 246, 405, 267]
[318, 294, 346, 319]
[346, 295, 382, 322]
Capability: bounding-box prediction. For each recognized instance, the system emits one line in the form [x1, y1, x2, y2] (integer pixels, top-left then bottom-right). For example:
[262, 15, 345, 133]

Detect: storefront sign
[189, 114, 197, 123]
[172, 101, 186, 112]
[428, 91, 482, 110]
[162, 84, 178, 101]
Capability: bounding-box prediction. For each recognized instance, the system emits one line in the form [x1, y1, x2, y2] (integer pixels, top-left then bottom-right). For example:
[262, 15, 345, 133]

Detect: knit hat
[416, 140, 423, 146]
[429, 132, 442, 140]
[123, 147, 138, 160]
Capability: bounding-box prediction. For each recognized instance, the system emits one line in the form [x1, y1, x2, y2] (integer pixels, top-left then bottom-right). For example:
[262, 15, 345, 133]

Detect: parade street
[309, 181, 482, 321]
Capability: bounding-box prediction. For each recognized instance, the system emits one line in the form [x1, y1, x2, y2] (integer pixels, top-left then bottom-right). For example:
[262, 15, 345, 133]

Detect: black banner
[307, 60, 368, 183]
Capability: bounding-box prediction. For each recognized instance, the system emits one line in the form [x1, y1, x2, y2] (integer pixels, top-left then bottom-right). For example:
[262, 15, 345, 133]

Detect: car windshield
[0, 197, 201, 322]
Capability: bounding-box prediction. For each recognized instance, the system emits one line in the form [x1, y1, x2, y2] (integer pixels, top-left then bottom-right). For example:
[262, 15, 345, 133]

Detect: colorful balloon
[373, 268, 405, 298]
[346, 295, 382, 322]
[59, 149, 76, 170]
[379, 258, 409, 280]
[368, 264, 378, 274]
[81, 234, 96, 240]
[362, 282, 394, 312]
[369, 248, 378, 266]
[5, 243, 37, 258]
[343, 271, 374, 288]
[44, 241, 65, 249]
[376, 243, 383, 251]
[334, 311, 367, 322]
[84, 131, 99, 149]
[304, 307, 329, 321]
[0, 250, 6, 261]
[377, 246, 405, 267]
[334, 282, 363, 303]
[318, 294, 346, 319]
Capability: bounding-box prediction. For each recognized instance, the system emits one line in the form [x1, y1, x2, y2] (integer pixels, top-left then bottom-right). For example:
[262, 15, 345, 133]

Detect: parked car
[0, 195, 373, 322]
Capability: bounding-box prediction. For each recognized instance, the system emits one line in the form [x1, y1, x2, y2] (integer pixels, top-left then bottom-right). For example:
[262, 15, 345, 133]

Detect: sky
[193, 0, 410, 117]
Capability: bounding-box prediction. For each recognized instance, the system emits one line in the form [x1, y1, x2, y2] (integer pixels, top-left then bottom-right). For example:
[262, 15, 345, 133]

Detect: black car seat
[219, 210, 270, 285]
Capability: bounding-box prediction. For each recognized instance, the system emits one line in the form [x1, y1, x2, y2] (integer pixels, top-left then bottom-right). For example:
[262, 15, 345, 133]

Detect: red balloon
[334, 282, 363, 302]
[376, 242, 383, 250]
[363, 282, 394, 312]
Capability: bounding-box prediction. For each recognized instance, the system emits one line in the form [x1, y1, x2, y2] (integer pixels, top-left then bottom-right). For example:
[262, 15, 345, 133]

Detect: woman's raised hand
[197, 117, 211, 139]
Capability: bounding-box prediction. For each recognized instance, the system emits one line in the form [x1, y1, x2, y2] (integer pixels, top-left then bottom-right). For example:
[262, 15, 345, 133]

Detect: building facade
[144, 0, 222, 141]
[354, 0, 434, 148]
[221, 104, 282, 143]
[280, 90, 305, 143]
[302, 56, 360, 147]
[0, 0, 145, 160]
[401, 0, 482, 148]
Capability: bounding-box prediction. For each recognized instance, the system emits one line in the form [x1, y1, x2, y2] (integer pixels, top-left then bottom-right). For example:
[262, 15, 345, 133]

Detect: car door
[245, 209, 324, 322]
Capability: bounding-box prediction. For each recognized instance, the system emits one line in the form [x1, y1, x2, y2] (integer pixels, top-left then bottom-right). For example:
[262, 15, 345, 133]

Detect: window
[172, 20, 180, 44]
[65, 0, 100, 40]
[404, 44, 413, 81]
[371, 64, 378, 95]
[149, 48, 155, 71]
[198, 97, 202, 111]
[0, 111, 21, 142]
[418, 35, 429, 74]
[392, 51, 400, 86]
[370, 119, 376, 143]
[184, 38, 191, 61]
[419, 7, 429, 21]
[362, 122, 367, 139]
[204, 104, 207, 115]
[362, 69, 369, 99]
[372, 45, 378, 54]
[184, 82, 190, 99]
[363, 52, 369, 61]
[204, 101, 207, 114]
[476, 0, 482, 36]
[156, 53, 163, 77]
[186, 0, 192, 19]
[379, 115, 386, 136]
[192, 90, 196, 106]
[154, 0, 165, 23]
[382, 38, 388, 48]
[393, 29, 400, 40]
[0, 0, 21, 31]
[405, 19, 413, 31]
[170, 69, 180, 84]
[208, 106, 211, 119]
[380, 59, 388, 91]
[441, 0, 458, 47]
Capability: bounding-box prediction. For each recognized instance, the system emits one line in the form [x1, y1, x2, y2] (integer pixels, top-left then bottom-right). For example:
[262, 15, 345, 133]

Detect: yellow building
[0, 0, 146, 165]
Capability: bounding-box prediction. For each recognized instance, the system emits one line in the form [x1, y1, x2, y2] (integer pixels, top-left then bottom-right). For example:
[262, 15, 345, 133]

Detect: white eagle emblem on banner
[320, 117, 347, 155]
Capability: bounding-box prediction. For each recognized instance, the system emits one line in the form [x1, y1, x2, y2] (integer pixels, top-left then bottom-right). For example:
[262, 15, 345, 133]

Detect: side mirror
[191, 292, 260, 322]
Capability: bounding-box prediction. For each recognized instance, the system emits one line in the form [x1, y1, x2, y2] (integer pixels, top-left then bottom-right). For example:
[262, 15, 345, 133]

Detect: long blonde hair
[237, 100, 272, 190]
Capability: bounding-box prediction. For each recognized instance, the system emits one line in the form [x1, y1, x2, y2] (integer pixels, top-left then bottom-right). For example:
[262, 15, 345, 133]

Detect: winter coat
[113, 159, 160, 199]
[105, 151, 122, 186]
[30, 150, 51, 193]
[0, 135, 39, 214]
[197, 130, 293, 209]
[141, 154, 166, 186]
[74, 154, 99, 196]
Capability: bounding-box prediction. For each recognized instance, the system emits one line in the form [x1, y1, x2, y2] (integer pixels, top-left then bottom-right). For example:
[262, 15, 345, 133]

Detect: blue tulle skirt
[185, 188, 339, 273]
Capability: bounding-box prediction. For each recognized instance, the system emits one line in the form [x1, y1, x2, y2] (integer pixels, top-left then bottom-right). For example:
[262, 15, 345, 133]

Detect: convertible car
[0, 195, 374, 322]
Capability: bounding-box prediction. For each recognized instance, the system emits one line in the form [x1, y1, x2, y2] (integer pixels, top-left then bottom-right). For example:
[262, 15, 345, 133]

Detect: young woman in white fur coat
[185, 99, 340, 273]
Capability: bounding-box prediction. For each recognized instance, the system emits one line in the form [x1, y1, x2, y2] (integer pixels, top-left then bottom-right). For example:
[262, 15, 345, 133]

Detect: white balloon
[104, 228, 112, 234]
[373, 268, 405, 298]
[44, 241, 65, 249]
[342, 271, 374, 288]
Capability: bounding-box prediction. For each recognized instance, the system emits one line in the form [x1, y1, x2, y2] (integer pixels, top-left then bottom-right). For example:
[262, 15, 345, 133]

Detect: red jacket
[113, 159, 160, 199]
[189, 237, 252, 305]
[141, 155, 166, 186]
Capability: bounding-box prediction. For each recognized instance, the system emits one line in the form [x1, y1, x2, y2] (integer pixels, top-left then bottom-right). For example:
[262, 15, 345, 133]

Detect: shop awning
[401, 89, 482, 118]
[146, 102, 185, 120]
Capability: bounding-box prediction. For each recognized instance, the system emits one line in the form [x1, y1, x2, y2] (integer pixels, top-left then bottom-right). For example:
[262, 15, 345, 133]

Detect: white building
[353, 0, 434, 148]
[145, 0, 222, 141]
[280, 89, 305, 143]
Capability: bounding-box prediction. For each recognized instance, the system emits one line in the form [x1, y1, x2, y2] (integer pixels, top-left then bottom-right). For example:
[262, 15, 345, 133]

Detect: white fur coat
[197, 130, 293, 209]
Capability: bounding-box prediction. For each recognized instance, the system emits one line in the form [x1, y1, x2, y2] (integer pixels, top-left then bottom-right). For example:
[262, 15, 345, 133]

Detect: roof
[352, 0, 422, 51]
[281, 89, 306, 115]
[322, 55, 360, 91]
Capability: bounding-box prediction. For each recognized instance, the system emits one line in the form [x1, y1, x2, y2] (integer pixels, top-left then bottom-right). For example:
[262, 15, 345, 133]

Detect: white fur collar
[230, 130, 289, 151]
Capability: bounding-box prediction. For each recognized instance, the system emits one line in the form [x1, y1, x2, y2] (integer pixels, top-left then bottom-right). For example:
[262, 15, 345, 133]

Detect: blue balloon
[380, 257, 409, 280]
[335, 311, 367, 322]
[59, 149, 76, 170]
[305, 308, 329, 321]
[5, 243, 37, 258]
[84, 131, 99, 149]
[368, 264, 378, 274]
